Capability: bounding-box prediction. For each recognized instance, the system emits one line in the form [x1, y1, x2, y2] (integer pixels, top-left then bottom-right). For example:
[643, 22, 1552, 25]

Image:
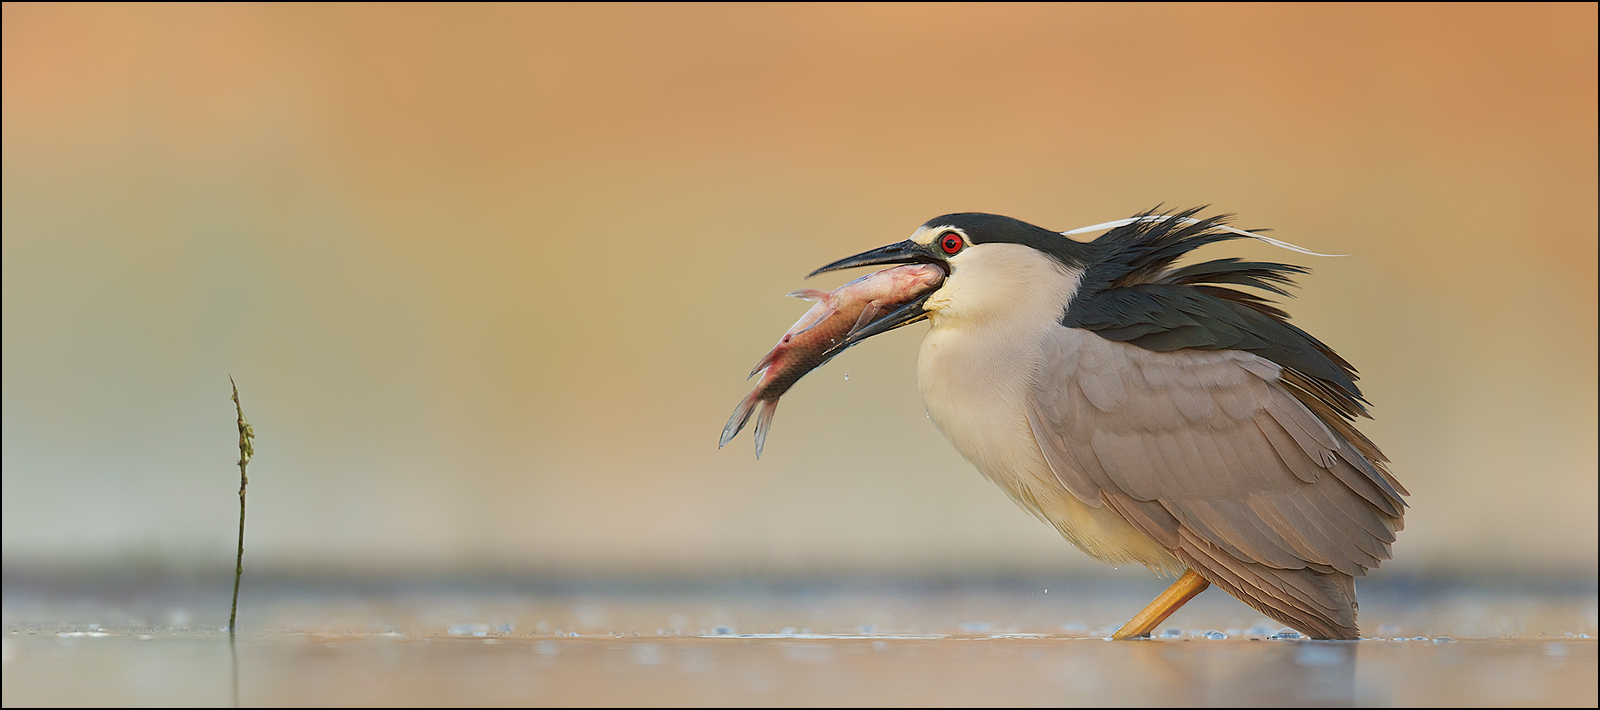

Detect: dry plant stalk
[228, 376, 254, 634]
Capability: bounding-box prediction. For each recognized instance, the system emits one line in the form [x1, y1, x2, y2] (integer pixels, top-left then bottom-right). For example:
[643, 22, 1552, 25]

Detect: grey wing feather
[1027, 327, 1405, 639]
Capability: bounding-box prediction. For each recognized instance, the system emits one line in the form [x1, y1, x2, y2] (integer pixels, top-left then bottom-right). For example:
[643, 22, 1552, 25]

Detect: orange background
[3, 3, 1595, 579]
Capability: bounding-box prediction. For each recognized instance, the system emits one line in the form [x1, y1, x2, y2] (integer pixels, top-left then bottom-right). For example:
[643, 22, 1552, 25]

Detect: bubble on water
[1267, 628, 1303, 640]
[780, 627, 797, 635]
[448, 623, 490, 637]
[1433, 636, 1456, 643]
[713, 626, 733, 636]
[1203, 630, 1227, 640]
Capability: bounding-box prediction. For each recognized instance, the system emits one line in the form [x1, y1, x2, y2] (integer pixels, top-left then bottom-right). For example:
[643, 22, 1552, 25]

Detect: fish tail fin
[720, 389, 763, 450]
[752, 398, 779, 459]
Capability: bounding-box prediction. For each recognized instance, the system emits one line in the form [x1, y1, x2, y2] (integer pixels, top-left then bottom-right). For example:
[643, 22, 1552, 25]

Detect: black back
[1058, 207, 1369, 419]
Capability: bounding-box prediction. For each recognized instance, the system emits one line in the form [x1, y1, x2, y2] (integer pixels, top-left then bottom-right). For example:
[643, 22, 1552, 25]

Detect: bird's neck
[917, 245, 1083, 478]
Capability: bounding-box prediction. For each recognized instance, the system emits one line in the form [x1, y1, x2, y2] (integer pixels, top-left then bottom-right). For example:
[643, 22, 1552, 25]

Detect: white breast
[916, 243, 1179, 571]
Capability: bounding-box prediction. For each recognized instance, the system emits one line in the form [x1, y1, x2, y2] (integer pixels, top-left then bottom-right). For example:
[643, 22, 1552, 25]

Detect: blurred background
[3, 4, 1595, 586]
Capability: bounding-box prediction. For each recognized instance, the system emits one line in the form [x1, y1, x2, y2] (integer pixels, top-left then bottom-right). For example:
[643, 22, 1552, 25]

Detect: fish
[720, 263, 946, 458]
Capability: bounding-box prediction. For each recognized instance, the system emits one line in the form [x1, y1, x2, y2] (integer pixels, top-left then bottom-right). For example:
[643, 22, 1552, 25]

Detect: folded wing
[1026, 327, 1405, 639]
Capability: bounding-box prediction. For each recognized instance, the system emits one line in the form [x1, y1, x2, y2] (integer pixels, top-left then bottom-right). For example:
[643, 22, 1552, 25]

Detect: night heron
[812, 208, 1407, 640]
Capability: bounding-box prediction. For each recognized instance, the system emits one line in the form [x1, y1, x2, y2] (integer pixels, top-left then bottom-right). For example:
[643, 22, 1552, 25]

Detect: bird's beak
[807, 239, 941, 278]
[808, 239, 946, 353]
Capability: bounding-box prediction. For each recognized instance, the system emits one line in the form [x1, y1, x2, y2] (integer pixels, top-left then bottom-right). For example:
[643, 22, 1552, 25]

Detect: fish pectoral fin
[789, 305, 838, 336]
[845, 303, 881, 338]
[786, 289, 831, 302]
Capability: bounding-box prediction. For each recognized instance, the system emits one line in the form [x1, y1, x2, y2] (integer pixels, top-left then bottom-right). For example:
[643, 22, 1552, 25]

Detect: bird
[808, 207, 1407, 640]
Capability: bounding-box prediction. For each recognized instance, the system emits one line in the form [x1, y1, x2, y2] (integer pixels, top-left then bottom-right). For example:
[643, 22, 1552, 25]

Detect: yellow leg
[1112, 569, 1211, 639]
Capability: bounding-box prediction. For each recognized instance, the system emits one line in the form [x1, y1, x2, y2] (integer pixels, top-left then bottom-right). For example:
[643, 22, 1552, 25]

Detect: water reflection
[4, 632, 1596, 706]
[1125, 640, 1355, 706]
[3, 584, 1595, 707]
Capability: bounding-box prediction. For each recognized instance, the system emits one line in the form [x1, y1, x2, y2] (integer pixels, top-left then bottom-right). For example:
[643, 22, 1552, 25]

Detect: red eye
[939, 232, 963, 255]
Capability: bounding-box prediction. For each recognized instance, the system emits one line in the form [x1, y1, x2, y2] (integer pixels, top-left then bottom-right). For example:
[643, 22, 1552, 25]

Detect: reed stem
[228, 376, 254, 634]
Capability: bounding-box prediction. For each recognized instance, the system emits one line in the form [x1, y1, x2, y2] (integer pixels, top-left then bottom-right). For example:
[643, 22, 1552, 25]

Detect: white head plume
[1061, 215, 1346, 258]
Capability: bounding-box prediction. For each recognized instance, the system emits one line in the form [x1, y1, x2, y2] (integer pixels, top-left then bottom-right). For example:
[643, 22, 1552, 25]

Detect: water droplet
[1203, 630, 1227, 640]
